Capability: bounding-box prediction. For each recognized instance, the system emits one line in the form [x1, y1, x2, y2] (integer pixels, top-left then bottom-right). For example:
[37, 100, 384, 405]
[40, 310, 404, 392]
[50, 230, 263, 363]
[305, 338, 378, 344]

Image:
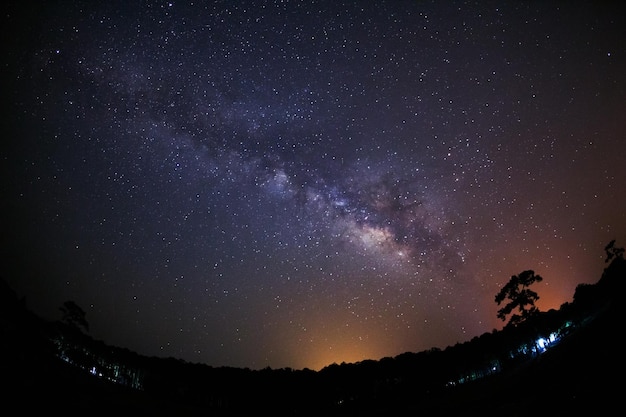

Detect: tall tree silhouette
[60, 300, 89, 333]
[495, 270, 543, 327]
[604, 239, 624, 263]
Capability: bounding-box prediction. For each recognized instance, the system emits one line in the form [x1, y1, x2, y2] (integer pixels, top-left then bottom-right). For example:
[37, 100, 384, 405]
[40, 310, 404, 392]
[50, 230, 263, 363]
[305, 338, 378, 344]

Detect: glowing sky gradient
[3, 1, 625, 371]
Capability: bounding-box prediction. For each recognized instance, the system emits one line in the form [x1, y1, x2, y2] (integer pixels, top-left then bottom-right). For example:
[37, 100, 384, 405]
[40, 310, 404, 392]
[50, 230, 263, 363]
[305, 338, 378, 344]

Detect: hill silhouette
[1, 249, 623, 416]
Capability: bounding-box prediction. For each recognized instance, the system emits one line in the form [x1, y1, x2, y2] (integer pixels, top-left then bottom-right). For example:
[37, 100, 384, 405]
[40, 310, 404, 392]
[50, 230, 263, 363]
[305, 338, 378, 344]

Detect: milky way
[3, 1, 626, 370]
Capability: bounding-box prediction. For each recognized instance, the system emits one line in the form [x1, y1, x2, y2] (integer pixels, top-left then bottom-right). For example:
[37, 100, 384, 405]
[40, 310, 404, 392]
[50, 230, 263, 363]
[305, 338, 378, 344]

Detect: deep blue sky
[3, 0, 625, 370]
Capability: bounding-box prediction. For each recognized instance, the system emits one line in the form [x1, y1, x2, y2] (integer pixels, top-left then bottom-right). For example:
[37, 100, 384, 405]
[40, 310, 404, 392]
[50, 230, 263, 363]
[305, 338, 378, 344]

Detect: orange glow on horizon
[301, 341, 388, 371]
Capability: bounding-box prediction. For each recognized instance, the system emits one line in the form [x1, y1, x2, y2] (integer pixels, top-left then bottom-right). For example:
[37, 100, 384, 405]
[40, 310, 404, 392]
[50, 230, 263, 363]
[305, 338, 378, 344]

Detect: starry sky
[2, 0, 625, 371]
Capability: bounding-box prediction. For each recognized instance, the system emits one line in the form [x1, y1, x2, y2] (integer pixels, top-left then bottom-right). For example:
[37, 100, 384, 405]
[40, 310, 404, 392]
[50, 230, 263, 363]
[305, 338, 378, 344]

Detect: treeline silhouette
[1, 246, 623, 416]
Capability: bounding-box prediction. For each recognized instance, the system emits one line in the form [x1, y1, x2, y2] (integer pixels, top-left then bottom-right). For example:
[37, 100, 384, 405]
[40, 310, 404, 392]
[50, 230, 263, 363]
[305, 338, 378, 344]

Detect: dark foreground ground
[3, 302, 619, 417]
[2, 255, 621, 417]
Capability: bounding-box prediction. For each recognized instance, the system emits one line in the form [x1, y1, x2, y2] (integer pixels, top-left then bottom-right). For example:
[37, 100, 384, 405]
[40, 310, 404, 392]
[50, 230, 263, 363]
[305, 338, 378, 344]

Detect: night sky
[2, 1, 625, 371]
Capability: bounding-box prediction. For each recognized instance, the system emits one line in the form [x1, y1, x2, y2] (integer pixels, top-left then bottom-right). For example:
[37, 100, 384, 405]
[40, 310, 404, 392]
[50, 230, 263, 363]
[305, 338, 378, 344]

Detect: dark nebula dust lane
[2, 1, 626, 370]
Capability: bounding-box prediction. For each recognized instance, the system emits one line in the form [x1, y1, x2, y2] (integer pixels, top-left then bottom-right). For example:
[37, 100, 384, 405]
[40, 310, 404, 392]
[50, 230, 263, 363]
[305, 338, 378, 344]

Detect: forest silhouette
[1, 241, 622, 416]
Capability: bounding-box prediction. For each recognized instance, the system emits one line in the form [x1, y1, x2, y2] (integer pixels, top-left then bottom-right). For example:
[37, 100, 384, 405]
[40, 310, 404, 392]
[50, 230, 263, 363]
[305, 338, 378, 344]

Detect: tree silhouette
[604, 239, 624, 263]
[495, 270, 543, 327]
[60, 300, 89, 333]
